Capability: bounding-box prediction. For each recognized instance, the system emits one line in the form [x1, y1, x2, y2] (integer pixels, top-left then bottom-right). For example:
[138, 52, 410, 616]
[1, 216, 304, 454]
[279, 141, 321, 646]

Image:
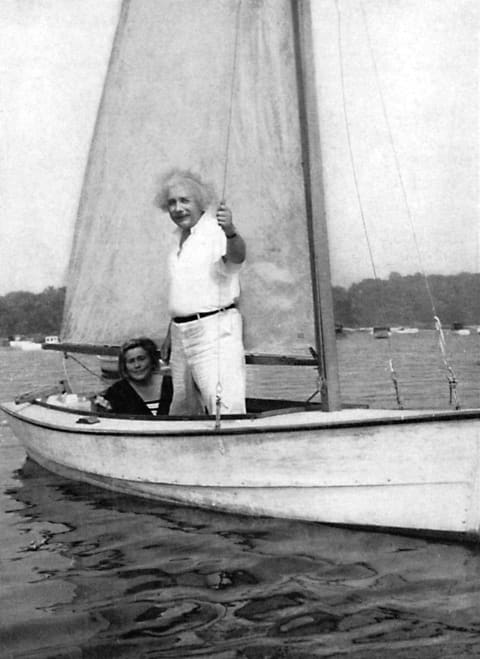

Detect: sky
[0, 0, 477, 295]
[0, 0, 120, 295]
[311, 0, 478, 285]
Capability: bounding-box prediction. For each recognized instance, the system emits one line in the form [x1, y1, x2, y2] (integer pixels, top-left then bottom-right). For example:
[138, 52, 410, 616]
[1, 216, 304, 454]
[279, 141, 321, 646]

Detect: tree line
[0, 287, 66, 339]
[333, 272, 480, 328]
[0, 273, 479, 338]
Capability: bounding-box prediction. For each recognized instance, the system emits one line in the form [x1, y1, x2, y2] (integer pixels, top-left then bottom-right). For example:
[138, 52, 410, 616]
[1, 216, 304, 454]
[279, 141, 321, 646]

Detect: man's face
[167, 182, 203, 231]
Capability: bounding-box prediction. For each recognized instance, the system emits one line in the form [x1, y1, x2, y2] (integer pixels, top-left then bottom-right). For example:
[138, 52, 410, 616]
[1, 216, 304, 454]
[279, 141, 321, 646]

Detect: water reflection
[2, 457, 480, 657]
[2, 336, 480, 657]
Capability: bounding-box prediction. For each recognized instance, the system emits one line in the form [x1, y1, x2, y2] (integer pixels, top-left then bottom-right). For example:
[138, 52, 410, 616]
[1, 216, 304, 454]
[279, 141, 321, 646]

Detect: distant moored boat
[372, 326, 390, 339]
[452, 323, 471, 336]
[391, 327, 419, 335]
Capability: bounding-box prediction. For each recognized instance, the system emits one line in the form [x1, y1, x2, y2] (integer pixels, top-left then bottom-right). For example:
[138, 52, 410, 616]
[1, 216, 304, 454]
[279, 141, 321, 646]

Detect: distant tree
[349, 278, 392, 326]
[0, 287, 66, 338]
[1, 275, 479, 337]
[335, 272, 480, 328]
[332, 285, 353, 326]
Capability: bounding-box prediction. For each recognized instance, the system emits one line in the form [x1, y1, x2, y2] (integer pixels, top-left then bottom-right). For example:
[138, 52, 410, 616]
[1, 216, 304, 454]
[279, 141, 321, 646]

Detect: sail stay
[61, 0, 337, 377]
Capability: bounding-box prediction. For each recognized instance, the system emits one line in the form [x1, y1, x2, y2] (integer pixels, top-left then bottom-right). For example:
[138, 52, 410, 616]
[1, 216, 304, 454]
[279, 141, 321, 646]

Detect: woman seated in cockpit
[93, 337, 172, 416]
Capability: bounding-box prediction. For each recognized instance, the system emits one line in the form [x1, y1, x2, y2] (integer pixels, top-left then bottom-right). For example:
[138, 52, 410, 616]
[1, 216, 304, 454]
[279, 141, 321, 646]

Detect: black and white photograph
[0, 1, 479, 656]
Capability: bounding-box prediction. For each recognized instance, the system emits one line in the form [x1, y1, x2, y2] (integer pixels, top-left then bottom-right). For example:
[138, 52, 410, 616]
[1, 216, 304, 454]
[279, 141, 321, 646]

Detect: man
[156, 169, 246, 416]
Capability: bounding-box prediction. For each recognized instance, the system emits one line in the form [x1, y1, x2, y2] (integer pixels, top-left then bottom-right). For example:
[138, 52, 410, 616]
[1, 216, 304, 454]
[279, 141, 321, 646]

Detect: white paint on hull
[28, 445, 471, 533]
[3, 400, 480, 536]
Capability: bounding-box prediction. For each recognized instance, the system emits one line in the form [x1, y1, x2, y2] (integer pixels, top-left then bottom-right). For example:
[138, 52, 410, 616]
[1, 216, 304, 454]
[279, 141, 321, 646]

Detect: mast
[291, 0, 342, 411]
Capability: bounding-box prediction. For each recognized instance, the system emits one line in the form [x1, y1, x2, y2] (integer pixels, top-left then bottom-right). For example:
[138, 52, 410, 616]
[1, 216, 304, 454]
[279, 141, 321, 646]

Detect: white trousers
[169, 308, 246, 415]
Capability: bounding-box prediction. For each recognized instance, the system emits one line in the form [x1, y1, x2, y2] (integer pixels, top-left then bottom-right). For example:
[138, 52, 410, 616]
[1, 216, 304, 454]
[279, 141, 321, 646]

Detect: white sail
[62, 0, 318, 356]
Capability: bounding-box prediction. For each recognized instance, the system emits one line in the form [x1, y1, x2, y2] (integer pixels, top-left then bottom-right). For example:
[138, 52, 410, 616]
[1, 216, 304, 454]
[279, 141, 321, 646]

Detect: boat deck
[3, 398, 480, 437]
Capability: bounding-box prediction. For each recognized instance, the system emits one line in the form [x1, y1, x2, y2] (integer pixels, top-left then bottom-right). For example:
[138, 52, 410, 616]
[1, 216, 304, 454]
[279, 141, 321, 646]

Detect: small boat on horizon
[451, 323, 471, 336]
[390, 327, 419, 335]
[44, 335, 60, 345]
[372, 326, 390, 339]
[9, 338, 43, 351]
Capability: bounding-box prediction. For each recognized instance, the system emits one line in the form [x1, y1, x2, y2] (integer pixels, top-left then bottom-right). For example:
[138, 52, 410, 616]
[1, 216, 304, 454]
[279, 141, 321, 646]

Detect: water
[1, 332, 480, 658]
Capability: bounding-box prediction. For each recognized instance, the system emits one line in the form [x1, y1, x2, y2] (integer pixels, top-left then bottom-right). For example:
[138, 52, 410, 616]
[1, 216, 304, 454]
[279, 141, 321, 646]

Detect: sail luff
[61, 0, 130, 341]
[291, 0, 341, 411]
[60, 0, 320, 360]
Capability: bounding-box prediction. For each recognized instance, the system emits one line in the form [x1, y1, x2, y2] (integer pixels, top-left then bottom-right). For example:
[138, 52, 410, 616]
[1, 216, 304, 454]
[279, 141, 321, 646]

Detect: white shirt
[167, 212, 242, 317]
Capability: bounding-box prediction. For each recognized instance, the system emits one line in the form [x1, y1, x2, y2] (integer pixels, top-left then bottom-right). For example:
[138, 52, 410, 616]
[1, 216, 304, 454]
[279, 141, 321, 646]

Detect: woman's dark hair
[118, 337, 159, 379]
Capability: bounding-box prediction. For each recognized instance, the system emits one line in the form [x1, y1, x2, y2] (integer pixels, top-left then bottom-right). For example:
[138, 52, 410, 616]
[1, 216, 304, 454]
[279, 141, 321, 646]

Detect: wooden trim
[43, 342, 120, 356]
[246, 354, 316, 366]
[3, 401, 480, 439]
[43, 342, 318, 366]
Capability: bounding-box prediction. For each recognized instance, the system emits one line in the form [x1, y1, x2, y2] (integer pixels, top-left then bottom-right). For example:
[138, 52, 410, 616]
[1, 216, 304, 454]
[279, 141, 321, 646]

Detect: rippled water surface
[2, 332, 480, 658]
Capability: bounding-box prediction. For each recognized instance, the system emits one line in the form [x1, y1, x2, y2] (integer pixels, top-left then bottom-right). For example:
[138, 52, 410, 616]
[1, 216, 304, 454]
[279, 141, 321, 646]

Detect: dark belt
[173, 303, 236, 324]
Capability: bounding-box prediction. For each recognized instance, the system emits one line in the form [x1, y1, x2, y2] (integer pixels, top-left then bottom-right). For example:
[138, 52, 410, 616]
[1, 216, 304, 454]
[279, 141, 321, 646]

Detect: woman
[94, 337, 172, 415]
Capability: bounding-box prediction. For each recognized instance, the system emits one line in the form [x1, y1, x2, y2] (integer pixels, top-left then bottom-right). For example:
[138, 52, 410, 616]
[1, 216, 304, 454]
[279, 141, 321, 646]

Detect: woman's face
[124, 346, 152, 382]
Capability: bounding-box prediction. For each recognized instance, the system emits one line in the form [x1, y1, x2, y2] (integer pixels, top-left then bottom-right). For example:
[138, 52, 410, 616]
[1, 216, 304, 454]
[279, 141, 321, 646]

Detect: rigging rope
[220, 0, 243, 204]
[360, 3, 433, 309]
[434, 316, 459, 408]
[335, 2, 377, 283]
[335, 0, 403, 408]
[335, 0, 460, 408]
[215, 0, 243, 431]
[62, 352, 105, 387]
[359, 1, 460, 407]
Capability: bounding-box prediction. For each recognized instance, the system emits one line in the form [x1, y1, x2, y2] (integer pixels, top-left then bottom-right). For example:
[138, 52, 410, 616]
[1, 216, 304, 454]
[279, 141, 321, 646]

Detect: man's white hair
[155, 169, 215, 212]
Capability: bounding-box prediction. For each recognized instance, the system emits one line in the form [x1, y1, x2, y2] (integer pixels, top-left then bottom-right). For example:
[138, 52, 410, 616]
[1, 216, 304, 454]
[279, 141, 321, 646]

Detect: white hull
[2, 400, 480, 538]
[9, 340, 43, 351]
[44, 336, 59, 345]
[390, 327, 419, 335]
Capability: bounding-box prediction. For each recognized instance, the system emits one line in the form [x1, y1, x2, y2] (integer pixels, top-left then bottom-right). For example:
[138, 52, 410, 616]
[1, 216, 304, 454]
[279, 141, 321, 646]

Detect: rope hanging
[220, 0, 243, 204]
[359, 1, 462, 407]
[334, 0, 461, 408]
[335, 0, 403, 408]
[62, 352, 105, 381]
[215, 0, 243, 431]
[434, 316, 459, 408]
[360, 2, 461, 407]
[388, 358, 403, 410]
[60, 352, 106, 404]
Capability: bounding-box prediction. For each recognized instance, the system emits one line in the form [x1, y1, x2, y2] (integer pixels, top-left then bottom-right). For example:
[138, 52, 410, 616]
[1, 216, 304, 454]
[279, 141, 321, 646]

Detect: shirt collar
[172, 211, 209, 236]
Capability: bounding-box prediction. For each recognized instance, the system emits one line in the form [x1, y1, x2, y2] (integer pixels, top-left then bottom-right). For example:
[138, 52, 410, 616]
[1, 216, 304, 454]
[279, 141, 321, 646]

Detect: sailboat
[2, 0, 479, 540]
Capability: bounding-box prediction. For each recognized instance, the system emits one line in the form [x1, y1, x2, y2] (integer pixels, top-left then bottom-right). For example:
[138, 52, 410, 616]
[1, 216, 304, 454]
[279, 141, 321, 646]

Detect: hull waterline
[2, 400, 480, 539]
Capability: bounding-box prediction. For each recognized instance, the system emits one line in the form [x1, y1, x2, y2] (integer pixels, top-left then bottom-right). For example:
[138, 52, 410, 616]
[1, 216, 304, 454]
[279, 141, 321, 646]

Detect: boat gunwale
[2, 400, 480, 438]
